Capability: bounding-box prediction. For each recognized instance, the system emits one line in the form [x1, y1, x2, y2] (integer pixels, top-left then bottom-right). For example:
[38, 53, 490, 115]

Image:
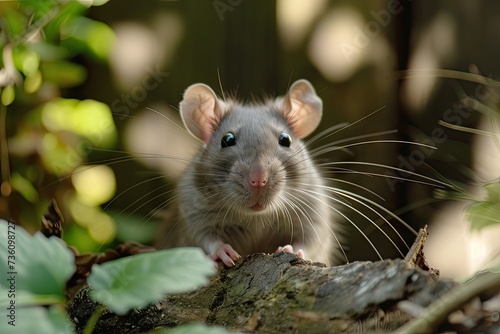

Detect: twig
[395, 268, 500, 333]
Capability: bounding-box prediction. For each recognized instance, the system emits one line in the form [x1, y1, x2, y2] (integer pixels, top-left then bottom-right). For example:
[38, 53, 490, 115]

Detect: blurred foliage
[0, 0, 123, 252]
[0, 0, 498, 266]
[432, 74, 500, 233]
[0, 220, 75, 333]
[88, 247, 216, 315]
[0, 221, 221, 334]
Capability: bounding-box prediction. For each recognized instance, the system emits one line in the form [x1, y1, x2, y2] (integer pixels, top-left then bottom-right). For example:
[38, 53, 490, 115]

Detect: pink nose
[250, 177, 267, 187]
[249, 168, 268, 187]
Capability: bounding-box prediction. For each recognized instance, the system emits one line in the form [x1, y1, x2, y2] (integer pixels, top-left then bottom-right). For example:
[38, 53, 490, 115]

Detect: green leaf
[88, 248, 216, 315]
[77, 0, 111, 7]
[111, 211, 159, 244]
[21, 0, 60, 22]
[13, 48, 40, 76]
[41, 61, 87, 88]
[0, 220, 76, 297]
[0, 305, 74, 334]
[63, 224, 100, 253]
[28, 42, 72, 61]
[41, 98, 117, 147]
[40, 132, 83, 176]
[466, 201, 500, 231]
[60, 16, 115, 60]
[484, 182, 500, 204]
[24, 70, 43, 94]
[10, 172, 39, 203]
[1, 86, 15, 106]
[0, 288, 63, 308]
[156, 323, 233, 334]
[3, 9, 27, 39]
[43, 1, 87, 41]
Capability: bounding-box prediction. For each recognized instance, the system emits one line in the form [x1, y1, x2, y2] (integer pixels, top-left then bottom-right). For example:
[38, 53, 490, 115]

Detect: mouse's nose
[249, 167, 268, 188]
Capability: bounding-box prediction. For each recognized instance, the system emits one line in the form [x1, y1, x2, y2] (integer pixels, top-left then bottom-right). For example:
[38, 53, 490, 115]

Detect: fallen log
[68, 251, 462, 333]
[35, 200, 496, 334]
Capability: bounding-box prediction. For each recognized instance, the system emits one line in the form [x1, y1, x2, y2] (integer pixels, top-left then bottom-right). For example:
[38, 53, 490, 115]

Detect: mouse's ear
[280, 79, 323, 138]
[180, 83, 227, 144]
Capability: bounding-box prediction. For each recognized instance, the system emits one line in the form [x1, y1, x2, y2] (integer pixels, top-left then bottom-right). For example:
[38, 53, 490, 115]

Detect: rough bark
[68, 252, 462, 333]
[35, 202, 497, 334]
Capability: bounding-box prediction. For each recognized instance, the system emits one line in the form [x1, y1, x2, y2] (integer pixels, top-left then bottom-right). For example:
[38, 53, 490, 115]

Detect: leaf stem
[83, 305, 106, 334]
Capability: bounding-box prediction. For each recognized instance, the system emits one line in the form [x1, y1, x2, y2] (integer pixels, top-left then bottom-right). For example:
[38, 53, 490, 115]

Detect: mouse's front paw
[276, 245, 304, 259]
[211, 243, 241, 267]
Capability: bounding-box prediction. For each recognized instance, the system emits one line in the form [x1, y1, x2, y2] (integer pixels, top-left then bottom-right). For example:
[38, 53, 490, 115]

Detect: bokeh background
[1, 0, 499, 278]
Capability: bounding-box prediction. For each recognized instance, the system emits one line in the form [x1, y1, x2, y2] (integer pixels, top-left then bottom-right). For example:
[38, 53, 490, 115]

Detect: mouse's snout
[237, 160, 284, 213]
[249, 166, 268, 188]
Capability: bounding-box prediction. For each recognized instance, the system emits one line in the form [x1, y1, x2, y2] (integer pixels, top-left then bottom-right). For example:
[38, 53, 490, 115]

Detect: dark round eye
[278, 132, 292, 147]
[221, 132, 236, 148]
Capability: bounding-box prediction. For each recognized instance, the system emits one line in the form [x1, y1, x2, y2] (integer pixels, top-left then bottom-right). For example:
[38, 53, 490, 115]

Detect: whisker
[323, 161, 452, 188]
[102, 175, 168, 211]
[311, 139, 436, 158]
[302, 186, 407, 258]
[322, 168, 447, 189]
[306, 106, 387, 146]
[326, 185, 417, 237]
[144, 106, 189, 134]
[309, 130, 398, 157]
[113, 184, 173, 221]
[323, 194, 381, 262]
[279, 195, 305, 246]
[323, 177, 386, 202]
[287, 190, 348, 262]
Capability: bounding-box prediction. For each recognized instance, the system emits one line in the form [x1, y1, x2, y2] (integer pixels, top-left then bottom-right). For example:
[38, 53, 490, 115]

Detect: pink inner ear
[280, 96, 298, 133]
[280, 80, 322, 139]
[181, 83, 226, 145]
[191, 110, 214, 144]
[194, 97, 218, 144]
[286, 98, 318, 139]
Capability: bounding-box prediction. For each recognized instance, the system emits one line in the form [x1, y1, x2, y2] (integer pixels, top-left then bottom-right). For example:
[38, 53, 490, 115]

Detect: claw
[211, 243, 240, 267]
[276, 244, 304, 259]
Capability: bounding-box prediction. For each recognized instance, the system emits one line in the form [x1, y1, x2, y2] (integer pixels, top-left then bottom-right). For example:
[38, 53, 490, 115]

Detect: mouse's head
[179, 80, 323, 215]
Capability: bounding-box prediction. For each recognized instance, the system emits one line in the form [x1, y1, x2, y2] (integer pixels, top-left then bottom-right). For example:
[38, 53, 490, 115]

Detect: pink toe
[212, 243, 240, 267]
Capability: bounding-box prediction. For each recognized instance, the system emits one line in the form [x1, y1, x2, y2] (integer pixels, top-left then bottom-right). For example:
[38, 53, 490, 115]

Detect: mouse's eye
[278, 132, 292, 147]
[221, 132, 236, 148]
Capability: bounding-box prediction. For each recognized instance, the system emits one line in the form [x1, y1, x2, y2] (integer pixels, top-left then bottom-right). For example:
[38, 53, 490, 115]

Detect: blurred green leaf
[466, 201, 500, 231]
[77, 0, 111, 7]
[1, 86, 15, 106]
[13, 47, 40, 76]
[40, 132, 83, 176]
[484, 182, 500, 203]
[60, 16, 115, 61]
[88, 248, 216, 315]
[72, 165, 116, 206]
[0, 287, 62, 308]
[24, 69, 43, 94]
[66, 190, 118, 246]
[156, 323, 232, 334]
[3, 9, 27, 39]
[111, 211, 159, 244]
[11, 172, 39, 203]
[0, 305, 74, 334]
[41, 98, 117, 147]
[63, 223, 101, 253]
[21, 0, 59, 21]
[41, 61, 87, 88]
[28, 42, 72, 61]
[0, 221, 76, 297]
[43, 0, 87, 41]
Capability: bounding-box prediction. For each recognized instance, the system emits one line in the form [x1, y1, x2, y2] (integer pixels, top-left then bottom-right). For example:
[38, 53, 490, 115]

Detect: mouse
[159, 79, 338, 267]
